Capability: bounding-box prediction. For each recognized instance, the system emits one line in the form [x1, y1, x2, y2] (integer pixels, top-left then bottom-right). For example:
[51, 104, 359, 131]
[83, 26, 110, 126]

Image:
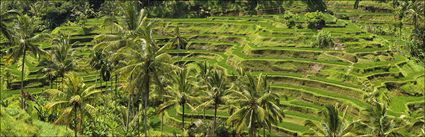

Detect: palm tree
[40, 34, 76, 89]
[169, 26, 188, 50]
[354, 0, 360, 9]
[8, 14, 48, 109]
[258, 75, 285, 137]
[404, 0, 424, 34]
[196, 69, 232, 135]
[357, 102, 404, 137]
[396, 1, 410, 37]
[45, 72, 103, 137]
[89, 50, 113, 91]
[158, 68, 197, 132]
[101, 7, 173, 136]
[93, 1, 145, 52]
[89, 51, 104, 88]
[0, 3, 19, 43]
[304, 105, 357, 137]
[227, 74, 284, 137]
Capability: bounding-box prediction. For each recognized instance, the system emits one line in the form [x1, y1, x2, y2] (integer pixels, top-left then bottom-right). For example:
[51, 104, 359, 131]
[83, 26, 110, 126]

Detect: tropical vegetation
[0, 0, 424, 137]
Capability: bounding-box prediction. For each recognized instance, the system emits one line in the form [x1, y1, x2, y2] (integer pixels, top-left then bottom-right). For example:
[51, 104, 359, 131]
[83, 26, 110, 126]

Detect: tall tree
[40, 34, 76, 89]
[45, 72, 103, 137]
[357, 102, 405, 137]
[196, 69, 232, 135]
[8, 14, 48, 109]
[158, 68, 198, 132]
[304, 105, 357, 137]
[98, 3, 174, 135]
[227, 74, 284, 137]
[395, 0, 410, 37]
[169, 26, 188, 50]
[0, 3, 19, 44]
[354, 0, 360, 9]
[302, 0, 327, 12]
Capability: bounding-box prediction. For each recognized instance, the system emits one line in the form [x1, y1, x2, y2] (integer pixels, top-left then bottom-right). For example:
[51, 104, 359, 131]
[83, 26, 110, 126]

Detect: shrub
[283, 11, 296, 28]
[312, 30, 334, 48]
[302, 0, 327, 12]
[296, 23, 304, 29]
[305, 12, 326, 30]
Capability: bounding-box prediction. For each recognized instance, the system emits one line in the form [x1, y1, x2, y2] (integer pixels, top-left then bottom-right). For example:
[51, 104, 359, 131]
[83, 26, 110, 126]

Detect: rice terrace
[0, 0, 424, 137]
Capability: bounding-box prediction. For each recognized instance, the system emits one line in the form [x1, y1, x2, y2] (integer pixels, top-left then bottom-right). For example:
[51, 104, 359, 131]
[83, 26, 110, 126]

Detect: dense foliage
[0, 0, 424, 137]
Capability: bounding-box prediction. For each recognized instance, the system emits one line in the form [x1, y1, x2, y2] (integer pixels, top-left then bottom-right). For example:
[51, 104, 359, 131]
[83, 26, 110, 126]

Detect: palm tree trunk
[0, 56, 2, 94]
[20, 47, 27, 109]
[161, 113, 164, 137]
[413, 14, 417, 32]
[79, 107, 83, 135]
[115, 73, 118, 97]
[100, 71, 103, 91]
[0, 56, 3, 94]
[50, 76, 53, 89]
[137, 103, 141, 137]
[161, 98, 164, 137]
[182, 104, 185, 131]
[142, 66, 150, 137]
[61, 76, 64, 91]
[95, 70, 98, 87]
[213, 102, 218, 135]
[249, 126, 254, 137]
[399, 20, 403, 38]
[74, 106, 78, 137]
[126, 93, 131, 136]
[269, 126, 272, 137]
[354, 0, 360, 9]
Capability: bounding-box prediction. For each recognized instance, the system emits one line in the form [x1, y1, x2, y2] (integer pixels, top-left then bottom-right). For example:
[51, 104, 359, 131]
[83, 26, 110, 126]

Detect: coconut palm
[258, 75, 285, 137]
[356, 102, 404, 137]
[404, 0, 424, 34]
[304, 105, 357, 137]
[170, 26, 188, 50]
[8, 14, 48, 109]
[354, 0, 360, 9]
[227, 74, 284, 137]
[0, 3, 19, 43]
[196, 69, 232, 134]
[93, 3, 149, 133]
[158, 68, 197, 131]
[396, 1, 407, 37]
[105, 8, 173, 136]
[93, 1, 146, 53]
[40, 34, 76, 89]
[89, 51, 104, 87]
[45, 72, 103, 137]
[89, 50, 113, 91]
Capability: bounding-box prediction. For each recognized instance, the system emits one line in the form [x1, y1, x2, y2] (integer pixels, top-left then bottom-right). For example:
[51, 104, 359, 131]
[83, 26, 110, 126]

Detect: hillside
[1, 1, 424, 136]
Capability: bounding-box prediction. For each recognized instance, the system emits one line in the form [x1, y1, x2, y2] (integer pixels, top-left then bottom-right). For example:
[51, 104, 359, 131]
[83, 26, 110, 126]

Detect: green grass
[2, 9, 424, 137]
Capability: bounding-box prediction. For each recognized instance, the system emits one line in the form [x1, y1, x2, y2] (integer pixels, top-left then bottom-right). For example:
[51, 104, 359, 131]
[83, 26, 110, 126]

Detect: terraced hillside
[0, 1, 425, 136]
[2, 7, 423, 135]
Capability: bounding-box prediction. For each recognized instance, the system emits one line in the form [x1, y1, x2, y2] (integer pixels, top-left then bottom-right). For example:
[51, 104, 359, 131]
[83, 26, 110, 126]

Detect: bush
[0, 105, 72, 136]
[302, 0, 327, 12]
[312, 30, 334, 48]
[296, 23, 304, 29]
[305, 12, 326, 30]
[283, 11, 296, 29]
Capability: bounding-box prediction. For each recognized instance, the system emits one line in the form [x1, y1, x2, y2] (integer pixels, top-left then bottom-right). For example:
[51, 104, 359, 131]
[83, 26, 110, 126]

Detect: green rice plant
[312, 30, 335, 49]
